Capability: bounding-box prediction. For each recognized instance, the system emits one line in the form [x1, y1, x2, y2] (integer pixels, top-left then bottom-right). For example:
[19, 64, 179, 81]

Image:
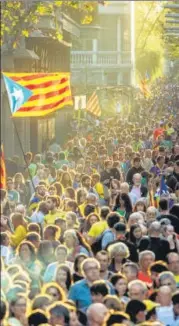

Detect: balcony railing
[71, 51, 131, 67]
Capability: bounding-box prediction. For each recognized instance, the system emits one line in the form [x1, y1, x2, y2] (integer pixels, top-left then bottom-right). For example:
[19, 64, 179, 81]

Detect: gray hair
[139, 250, 155, 263]
[147, 206, 158, 216]
[159, 271, 176, 285]
[108, 242, 129, 259]
[149, 221, 161, 234]
[128, 280, 147, 292]
[64, 229, 78, 241]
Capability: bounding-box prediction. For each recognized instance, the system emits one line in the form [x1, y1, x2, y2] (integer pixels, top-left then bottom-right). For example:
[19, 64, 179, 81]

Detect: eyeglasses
[48, 292, 59, 297]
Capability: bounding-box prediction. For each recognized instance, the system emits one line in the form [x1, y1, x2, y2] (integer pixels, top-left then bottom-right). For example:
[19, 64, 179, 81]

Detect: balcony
[71, 51, 132, 69]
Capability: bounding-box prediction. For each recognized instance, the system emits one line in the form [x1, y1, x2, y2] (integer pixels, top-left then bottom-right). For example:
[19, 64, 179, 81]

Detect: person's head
[122, 262, 139, 282]
[65, 199, 78, 213]
[42, 283, 65, 303]
[91, 173, 101, 186]
[108, 242, 129, 263]
[38, 240, 54, 264]
[0, 300, 7, 324]
[76, 188, 88, 205]
[128, 280, 147, 301]
[96, 251, 110, 273]
[149, 261, 168, 286]
[46, 196, 60, 211]
[104, 160, 113, 172]
[65, 187, 76, 201]
[110, 273, 127, 297]
[32, 294, 52, 311]
[48, 185, 57, 196]
[28, 310, 48, 326]
[13, 173, 25, 184]
[27, 223, 41, 234]
[66, 212, 78, 229]
[25, 152, 33, 164]
[7, 177, 14, 191]
[134, 200, 147, 213]
[148, 221, 161, 237]
[86, 193, 98, 206]
[10, 212, 26, 230]
[133, 157, 141, 169]
[157, 285, 172, 306]
[17, 241, 36, 263]
[90, 281, 109, 304]
[55, 245, 68, 264]
[129, 224, 142, 244]
[107, 212, 120, 229]
[55, 217, 66, 233]
[128, 212, 144, 228]
[86, 213, 100, 228]
[25, 232, 41, 249]
[48, 302, 70, 326]
[81, 175, 91, 189]
[156, 155, 165, 167]
[120, 182, 129, 194]
[74, 253, 88, 275]
[139, 251, 155, 272]
[0, 232, 10, 247]
[172, 292, 179, 317]
[162, 224, 174, 238]
[87, 303, 108, 326]
[146, 206, 158, 222]
[115, 193, 132, 212]
[126, 300, 146, 324]
[100, 207, 110, 221]
[43, 225, 60, 241]
[55, 264, 72, 291]
[133, 173, 142, 187]
[64, 229, 78, 248]
[36, 184, 47, 197]
[159, 198, 168, 212]
[10, 294, 27, 319]
[167, 252, 179, 275]
[158, 271, 177, 293]
[59, 151, 66, 161]
[81, 258, 100, 283]
[53, 182, 63, 197]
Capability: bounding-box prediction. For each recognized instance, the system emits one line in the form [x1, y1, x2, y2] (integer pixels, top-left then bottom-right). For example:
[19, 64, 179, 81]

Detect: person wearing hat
[126, 299, 146, 324]
[105, 222, 138, 263]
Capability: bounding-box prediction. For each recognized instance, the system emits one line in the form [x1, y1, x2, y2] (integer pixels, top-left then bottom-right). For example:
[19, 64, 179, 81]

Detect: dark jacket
[126, 166, 144, 185]
[157, 213, 179, 234]
[138, 236, 170, 261]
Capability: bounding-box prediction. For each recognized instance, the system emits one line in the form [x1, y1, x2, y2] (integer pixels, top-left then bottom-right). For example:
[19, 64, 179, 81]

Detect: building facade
[71, 1, 135, 91]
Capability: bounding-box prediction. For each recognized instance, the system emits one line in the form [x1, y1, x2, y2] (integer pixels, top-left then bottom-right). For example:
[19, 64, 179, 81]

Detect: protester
[1, 79, 179, 325]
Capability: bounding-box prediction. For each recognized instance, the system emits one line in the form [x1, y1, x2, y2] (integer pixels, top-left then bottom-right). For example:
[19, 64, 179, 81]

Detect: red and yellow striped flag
[86, 91, 101, 118]
[4, 72, 73, 117]
[140, 79, 150, 98]
[0, 144, 6, 189]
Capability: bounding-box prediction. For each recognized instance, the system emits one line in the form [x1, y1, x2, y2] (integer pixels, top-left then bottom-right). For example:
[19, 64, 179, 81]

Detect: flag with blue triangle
[3, 75, 33, 115]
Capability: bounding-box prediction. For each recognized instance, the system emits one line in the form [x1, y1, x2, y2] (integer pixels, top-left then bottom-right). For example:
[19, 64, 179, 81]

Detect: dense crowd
[1, 78, 179, 326]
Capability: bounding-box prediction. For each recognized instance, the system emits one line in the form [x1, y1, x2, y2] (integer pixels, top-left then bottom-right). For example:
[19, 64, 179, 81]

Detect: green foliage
[135, 1, 164, 81]
[1, 1, 97, 48]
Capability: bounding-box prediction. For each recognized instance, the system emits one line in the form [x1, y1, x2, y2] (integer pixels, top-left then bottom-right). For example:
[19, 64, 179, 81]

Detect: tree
[1, 1, 98, 49]
[135, 1, 165, 81]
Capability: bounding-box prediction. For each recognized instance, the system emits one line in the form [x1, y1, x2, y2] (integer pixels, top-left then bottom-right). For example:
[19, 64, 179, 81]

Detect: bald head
[87, 303, 108, 326]
[167, 252, 179, 275]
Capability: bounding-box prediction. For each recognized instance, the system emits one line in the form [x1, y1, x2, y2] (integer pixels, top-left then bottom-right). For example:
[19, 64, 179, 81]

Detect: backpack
[91, 229, 113, 255]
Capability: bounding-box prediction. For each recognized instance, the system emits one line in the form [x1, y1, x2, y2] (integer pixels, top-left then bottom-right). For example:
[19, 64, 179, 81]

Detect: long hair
[76, 231, 92, 255]
[60, 172, 72, 188]
[114, 193, 133, 213]
[129, 224, 142, 244]
[55, 264, 72, 291]
[13, 173, 25, 185]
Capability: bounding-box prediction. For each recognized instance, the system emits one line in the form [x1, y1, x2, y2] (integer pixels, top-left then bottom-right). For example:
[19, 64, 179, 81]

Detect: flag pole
[11, 117, 36, 192]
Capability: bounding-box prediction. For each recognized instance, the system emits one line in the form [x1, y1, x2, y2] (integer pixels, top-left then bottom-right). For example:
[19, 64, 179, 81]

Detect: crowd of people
[1, 78, 179, 326]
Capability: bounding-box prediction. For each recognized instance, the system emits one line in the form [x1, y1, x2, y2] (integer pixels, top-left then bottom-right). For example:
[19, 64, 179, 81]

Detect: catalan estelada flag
[140, 79, 150, 98]
[3, 72, 72, 117]
[0, 144, 6, 189]
[86, 91, 101, 118]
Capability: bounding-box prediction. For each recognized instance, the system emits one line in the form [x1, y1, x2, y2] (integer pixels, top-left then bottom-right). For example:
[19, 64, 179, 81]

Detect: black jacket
[138, 236, 170, 261]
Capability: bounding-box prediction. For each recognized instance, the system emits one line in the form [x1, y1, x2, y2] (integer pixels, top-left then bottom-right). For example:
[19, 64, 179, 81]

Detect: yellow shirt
[174, 274, 179, 287]
[44, 210, 66, 225]
[10, 225, 27, 248]
[88, 220, 108, 238]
